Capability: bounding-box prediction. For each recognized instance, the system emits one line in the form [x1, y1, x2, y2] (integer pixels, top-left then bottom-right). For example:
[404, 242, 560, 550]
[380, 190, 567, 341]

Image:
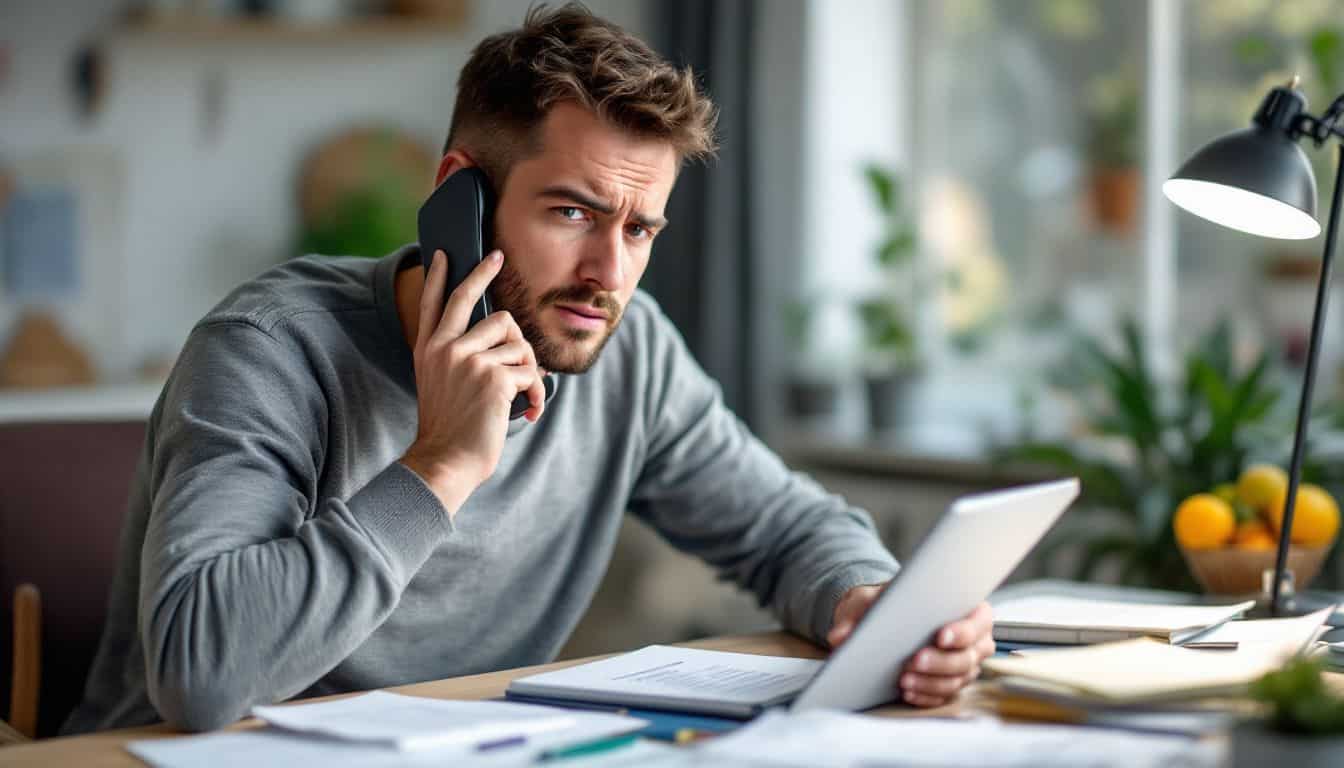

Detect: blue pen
[476, 734, 528, 752]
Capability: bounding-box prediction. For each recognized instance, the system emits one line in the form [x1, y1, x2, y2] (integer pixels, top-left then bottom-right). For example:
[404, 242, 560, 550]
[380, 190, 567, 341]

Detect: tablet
[791, 478, 1080, 712]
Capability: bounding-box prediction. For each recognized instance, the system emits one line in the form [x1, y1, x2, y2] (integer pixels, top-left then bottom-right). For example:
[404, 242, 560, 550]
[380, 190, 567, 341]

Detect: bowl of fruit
[1175, 464, 1340, 596]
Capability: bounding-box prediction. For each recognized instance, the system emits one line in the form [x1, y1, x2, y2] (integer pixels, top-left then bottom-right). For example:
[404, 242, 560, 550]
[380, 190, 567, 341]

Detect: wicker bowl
[1180, 543, 1331, 596]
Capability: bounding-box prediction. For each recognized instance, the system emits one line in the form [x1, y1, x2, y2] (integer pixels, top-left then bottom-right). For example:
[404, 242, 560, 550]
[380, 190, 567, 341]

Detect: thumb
[827, 620, 855, 649]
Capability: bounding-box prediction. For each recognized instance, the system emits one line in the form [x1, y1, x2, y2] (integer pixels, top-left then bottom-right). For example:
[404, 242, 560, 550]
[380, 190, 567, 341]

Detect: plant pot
[1088, 166, 1140, 236]
[863, 369, 917, 433]
[784, 375, 839, 420]
[1230, 721, 1344, 767]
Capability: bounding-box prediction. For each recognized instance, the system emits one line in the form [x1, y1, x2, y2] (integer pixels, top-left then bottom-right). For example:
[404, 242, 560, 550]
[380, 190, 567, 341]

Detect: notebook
[981, 605, 1332, 707]
[991, 596, 1256, 645]
[507, 645, 823, 719]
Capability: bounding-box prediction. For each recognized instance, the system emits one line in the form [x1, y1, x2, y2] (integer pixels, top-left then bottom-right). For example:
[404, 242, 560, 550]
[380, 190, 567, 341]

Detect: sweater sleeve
[139, 320, 452, 731]
[626, 300, 900, 645]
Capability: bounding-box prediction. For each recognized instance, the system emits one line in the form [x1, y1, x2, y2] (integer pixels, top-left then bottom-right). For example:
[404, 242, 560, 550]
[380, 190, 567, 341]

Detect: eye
[627, 222, 651, 240]
[555, 206, 587, 222]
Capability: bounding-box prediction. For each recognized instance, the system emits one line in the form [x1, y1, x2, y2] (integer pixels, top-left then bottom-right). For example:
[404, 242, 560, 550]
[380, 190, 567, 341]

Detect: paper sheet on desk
[128, 706, 650, 768]
[251, 691, 583, 750]
[696, 710, 1222, 768]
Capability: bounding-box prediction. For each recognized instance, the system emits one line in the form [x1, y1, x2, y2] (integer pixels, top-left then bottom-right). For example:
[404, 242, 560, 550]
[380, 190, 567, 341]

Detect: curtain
[647, 0, 759, 427]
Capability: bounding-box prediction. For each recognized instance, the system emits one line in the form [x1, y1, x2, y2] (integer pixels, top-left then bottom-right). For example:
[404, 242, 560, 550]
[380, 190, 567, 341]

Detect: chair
[1, 584, 39, 744]
[0, 420, 145, 738]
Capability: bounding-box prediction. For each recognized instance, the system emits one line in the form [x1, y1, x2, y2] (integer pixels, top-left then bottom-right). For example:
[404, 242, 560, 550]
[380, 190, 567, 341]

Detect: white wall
[799, 0, 909, 368]
[0, 0, 647, 381]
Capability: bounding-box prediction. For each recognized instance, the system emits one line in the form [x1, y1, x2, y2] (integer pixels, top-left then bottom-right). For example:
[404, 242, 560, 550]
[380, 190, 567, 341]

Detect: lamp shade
[1163, 126, 1321, 240]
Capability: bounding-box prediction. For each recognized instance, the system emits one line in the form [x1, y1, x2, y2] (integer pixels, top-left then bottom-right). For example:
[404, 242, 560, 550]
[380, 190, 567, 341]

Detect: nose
[576, 224, 624, 291]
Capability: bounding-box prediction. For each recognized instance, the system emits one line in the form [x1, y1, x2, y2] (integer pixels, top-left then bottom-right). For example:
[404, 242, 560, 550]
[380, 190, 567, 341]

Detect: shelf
[0, 382, 163, 424]
[111, 15, 468, 46]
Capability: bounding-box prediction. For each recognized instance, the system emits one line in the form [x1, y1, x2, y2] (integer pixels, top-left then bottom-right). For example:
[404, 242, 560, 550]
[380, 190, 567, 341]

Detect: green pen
[537, 733, 639, 762]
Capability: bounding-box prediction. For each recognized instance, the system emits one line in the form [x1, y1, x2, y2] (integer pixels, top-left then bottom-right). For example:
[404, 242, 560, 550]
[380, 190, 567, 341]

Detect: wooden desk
[2, 631, 968, 768]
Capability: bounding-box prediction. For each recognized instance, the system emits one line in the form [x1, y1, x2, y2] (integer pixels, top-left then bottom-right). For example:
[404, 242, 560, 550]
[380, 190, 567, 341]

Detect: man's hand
[400, 250, 546, 517]
[828, 584, 994, 708]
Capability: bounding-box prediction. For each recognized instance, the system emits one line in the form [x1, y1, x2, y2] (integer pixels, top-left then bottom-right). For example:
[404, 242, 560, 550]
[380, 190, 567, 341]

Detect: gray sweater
[63, 246, 899, 734]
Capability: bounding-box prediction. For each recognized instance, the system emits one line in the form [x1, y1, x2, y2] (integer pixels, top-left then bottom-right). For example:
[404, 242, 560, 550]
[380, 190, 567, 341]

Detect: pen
[476, 734, 527, 752]
[538, 733, 639, 762]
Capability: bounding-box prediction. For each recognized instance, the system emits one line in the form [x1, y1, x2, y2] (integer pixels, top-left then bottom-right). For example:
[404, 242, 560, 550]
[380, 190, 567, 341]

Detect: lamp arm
[1294, 93, 1344, 145]
[1270, 143, 1344, 615]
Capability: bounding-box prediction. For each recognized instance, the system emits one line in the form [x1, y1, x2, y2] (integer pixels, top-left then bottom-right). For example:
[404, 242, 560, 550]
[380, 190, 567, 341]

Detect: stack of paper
[696, 710, 1221, 768]
[128, 692, 648, 768]
[983, 607, 1333, 707]
[992, 596, 1255, 644]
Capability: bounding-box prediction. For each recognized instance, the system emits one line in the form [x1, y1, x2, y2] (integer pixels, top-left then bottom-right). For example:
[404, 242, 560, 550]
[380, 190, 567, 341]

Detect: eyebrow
[539, 184, 669, 231]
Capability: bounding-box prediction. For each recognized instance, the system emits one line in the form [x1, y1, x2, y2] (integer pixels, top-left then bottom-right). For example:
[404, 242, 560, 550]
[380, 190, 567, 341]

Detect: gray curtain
[647, 0, 759, 427]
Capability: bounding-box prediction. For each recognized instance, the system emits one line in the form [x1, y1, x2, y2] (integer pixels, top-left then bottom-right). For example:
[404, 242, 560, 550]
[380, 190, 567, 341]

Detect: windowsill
[0, 382, 164, 424]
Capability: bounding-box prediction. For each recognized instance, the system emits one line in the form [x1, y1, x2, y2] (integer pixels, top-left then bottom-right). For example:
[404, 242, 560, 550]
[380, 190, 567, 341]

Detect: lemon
[1173, 494, 1237, 550]
[1267, 484, 1341, 547]
[1233, 520, 1276, 551]
[1237, 464, 1289, 514]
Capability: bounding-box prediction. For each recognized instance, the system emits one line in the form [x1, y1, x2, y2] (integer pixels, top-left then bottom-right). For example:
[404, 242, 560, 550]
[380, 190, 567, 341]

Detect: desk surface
[3, 631, 967, 768]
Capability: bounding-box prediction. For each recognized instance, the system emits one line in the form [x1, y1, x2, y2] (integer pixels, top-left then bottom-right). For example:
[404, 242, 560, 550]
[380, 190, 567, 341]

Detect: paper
[130, 704, 648, 768]
[983, 637, 1298, 703]
[697, 710, 1221, 768]
[1186, 606, 1333, 648]
[509, 645, 821, 708]
[993, 596, 1255, 640]
[251, 691, 584, 750]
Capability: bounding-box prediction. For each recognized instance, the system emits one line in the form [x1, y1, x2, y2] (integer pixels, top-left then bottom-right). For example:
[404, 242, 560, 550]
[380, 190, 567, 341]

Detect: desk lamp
[1165, 78, 1340, 617]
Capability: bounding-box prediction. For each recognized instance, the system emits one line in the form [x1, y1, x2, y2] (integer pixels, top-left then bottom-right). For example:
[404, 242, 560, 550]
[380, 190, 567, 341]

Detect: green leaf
[862, 164, 898, 214]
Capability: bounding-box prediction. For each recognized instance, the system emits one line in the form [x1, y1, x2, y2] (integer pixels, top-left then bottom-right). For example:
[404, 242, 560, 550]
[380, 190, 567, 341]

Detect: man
[64, 5, 993, 735]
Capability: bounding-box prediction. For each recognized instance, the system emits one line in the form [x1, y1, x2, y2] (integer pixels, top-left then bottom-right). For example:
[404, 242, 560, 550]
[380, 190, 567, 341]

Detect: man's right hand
[400, 249, 546, 518]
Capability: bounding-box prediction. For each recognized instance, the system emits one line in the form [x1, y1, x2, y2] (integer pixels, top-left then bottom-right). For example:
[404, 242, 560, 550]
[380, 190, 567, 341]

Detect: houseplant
[1083, 69, 1141, 236]
[997, 319, 1285, 589]
[1231, 657, 1344, 767]
[857, 162, 921, 432]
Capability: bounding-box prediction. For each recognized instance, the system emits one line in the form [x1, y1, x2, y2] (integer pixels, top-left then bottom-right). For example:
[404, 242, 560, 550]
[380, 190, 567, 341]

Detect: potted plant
[996, 319, 1286, 589]
[857, 162, 921, 433]
[1083, 69, 1141, 236]
[782, 297, 841, 421]
[1231, 657, 1344, 767]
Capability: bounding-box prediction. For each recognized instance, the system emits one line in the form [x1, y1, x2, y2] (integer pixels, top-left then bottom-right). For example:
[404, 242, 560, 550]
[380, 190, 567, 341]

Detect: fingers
[899, 670, 977, 707]
[446, 308, 525, 356]
[438, 249, 504, 338]
[416, 250, 450, 350]
[903, 646, 979, 678]
[826, 621, 855, 649]
[826, 584, 886, 649]
[936, 602, 993, 650]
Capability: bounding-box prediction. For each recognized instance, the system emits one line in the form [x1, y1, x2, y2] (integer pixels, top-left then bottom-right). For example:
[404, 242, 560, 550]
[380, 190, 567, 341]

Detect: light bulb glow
[1163, 178, 1320, 240]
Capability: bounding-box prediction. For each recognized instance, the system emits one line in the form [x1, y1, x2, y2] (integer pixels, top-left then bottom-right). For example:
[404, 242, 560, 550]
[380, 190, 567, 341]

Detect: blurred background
[7, 0, 1344, 737]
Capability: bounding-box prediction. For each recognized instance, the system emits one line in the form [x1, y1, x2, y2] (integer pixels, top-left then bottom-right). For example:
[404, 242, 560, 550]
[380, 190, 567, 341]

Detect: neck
[394, 265, 425, 349]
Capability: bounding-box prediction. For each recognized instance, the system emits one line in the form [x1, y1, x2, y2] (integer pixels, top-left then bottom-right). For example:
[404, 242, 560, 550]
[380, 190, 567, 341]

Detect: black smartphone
[417, 167, 549, 420]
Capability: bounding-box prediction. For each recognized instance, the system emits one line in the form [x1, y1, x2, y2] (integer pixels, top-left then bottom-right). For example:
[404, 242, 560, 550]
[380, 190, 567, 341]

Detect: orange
[1173, 494, 1237, 550]
[1237, 464, 1289, 515]
[1233, 520, 1277, 551]
[1267, 484, 1341, 547]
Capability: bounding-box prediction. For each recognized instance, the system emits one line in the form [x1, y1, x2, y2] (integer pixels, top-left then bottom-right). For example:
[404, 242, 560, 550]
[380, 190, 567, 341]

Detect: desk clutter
[121, 596, 1341, 768]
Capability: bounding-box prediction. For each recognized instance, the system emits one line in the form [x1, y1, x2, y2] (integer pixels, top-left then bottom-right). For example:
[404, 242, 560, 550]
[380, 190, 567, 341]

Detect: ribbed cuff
[810, 560, 902, 646]
[348, 462, 454, 581]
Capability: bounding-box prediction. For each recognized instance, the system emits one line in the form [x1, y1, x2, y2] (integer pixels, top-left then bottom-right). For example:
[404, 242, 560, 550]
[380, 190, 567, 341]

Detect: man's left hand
[827, 584, 995, 708]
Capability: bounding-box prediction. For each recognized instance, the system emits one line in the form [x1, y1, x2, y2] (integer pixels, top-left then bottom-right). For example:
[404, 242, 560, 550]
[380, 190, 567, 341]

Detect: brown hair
[444, 3, 718, 187]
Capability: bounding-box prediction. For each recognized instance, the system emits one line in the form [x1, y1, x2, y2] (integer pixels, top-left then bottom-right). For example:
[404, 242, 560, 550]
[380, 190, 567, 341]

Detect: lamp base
[1243, 567, 1338, 619]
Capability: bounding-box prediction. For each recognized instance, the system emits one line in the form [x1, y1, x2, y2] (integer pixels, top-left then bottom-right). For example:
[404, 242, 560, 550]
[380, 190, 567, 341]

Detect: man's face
[486, 102, 678, 374]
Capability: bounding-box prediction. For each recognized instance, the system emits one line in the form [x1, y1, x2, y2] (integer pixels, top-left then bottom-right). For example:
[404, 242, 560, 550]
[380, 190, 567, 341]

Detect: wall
[0, 0, 647, 381]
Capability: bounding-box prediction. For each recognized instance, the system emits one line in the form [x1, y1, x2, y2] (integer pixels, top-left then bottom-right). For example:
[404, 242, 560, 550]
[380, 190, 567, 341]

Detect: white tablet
[791, 478, 1080, 712]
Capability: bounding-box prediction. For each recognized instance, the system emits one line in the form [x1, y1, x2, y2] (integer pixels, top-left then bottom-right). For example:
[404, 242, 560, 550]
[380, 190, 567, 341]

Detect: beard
[489, 244, 624, 374]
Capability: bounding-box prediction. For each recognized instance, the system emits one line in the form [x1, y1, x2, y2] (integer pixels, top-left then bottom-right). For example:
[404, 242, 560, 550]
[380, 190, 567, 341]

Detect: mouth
[553, 303, 610, 331]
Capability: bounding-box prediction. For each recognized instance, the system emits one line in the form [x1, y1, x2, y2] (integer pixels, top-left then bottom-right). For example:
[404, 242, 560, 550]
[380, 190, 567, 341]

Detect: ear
[434, 149, 476, 186]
